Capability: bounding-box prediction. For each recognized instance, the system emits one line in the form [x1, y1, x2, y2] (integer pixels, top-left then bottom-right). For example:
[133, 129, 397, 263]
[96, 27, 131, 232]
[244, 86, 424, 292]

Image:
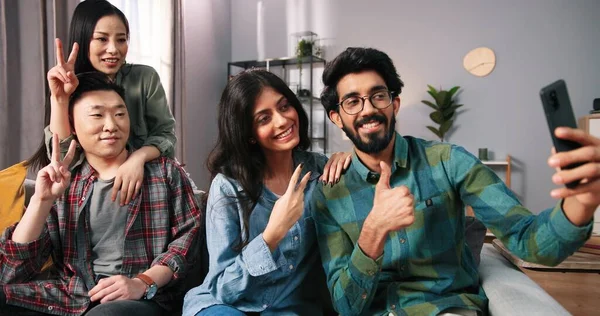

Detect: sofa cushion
[0, 161, 28, 233]
[2, 165, 55, 272]
[465, 216, 486, 266]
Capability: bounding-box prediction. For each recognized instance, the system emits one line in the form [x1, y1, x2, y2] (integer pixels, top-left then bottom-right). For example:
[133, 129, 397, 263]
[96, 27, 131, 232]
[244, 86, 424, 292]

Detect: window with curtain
[107, 0, 174, 106]
[79, 0, 186, 162]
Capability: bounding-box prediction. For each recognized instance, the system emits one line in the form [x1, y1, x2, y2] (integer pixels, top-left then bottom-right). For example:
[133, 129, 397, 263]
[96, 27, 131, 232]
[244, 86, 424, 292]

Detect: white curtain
[108, 0, 188, 162]
[108, 0, 174, 107]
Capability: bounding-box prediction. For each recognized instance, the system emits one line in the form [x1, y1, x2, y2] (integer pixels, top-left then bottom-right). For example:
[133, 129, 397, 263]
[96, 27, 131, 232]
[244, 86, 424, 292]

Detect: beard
[341, 114, 396, 154]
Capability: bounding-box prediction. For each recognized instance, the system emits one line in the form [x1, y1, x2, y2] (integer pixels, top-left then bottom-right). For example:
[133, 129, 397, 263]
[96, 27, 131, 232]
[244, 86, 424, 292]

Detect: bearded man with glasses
[311, 47, 600, 316]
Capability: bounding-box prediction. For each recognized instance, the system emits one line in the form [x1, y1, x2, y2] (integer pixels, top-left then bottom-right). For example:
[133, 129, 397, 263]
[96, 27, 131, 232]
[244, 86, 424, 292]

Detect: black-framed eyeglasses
[337, 90, 396, 115]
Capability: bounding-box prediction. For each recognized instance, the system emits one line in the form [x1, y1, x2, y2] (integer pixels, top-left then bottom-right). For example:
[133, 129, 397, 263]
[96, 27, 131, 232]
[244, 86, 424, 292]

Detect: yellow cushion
[0, 161, 27, 232]
[0, 162, 54, 271]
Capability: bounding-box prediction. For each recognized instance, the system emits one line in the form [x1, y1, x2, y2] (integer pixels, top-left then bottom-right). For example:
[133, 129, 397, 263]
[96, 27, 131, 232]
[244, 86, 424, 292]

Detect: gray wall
[230, 0, 600, 212]
[182, 0, 231, 190]
[231, 0, 287, 61]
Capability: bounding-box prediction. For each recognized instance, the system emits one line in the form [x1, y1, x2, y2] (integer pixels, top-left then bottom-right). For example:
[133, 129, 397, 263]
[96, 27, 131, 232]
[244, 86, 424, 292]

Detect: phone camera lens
[549, 91, 558, 108]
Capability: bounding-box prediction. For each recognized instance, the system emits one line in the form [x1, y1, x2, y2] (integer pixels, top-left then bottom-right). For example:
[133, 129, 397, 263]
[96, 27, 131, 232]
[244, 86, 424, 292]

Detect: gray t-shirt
[88, 178, 128, 276]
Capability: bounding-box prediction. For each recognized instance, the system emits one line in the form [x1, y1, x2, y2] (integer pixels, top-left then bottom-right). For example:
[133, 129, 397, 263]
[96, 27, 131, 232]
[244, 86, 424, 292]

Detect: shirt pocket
[410, 192, 456, 258]
[411, 194, 447, 240]
[415, 193, 446, 213]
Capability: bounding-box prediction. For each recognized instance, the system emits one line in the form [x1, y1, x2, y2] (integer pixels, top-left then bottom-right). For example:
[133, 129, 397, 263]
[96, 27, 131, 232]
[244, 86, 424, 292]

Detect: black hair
[206, 69, 310, 250]
[321, 47, 404, 113]
[69, 71, 125, 112]
[69, 0, 130, 73]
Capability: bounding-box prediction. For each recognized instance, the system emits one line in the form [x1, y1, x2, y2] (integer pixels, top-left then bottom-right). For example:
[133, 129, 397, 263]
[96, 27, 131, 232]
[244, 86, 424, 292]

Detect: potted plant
[295, 39, 314, 76]
[421, 85, 462, 142]
[295, 38, 314, 61]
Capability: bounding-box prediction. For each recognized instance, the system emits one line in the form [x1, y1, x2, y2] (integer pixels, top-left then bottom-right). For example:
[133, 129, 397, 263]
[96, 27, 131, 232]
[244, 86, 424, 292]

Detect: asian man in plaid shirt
[0, 72, 201, 316]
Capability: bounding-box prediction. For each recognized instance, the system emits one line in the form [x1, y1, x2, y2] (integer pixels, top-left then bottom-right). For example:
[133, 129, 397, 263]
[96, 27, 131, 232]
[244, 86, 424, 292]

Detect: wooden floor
[523, 268, 600, 316]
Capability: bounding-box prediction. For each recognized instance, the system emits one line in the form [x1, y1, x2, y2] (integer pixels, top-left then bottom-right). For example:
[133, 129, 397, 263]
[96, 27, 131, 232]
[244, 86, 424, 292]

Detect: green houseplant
[294, 39, 314, 93]
[421, 85, 462, 142]
[295, 38, 314, 61]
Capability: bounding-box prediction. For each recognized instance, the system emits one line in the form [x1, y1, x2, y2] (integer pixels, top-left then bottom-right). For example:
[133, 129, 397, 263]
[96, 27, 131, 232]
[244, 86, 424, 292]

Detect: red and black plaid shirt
[0, 157, 201, 316]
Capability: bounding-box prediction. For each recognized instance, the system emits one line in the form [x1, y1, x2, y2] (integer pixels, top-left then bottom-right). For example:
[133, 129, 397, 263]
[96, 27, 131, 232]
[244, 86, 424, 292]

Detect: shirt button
[81, 197, 85, 201]
[262, 304, 268, 308]
[48, 306, 54, 311]
[400, 238, 406, 244]
[391, 304, 396, 309]
[361, 293, 367, 300]
[289, 265, 294, 270]
[294, 236, 299, 241]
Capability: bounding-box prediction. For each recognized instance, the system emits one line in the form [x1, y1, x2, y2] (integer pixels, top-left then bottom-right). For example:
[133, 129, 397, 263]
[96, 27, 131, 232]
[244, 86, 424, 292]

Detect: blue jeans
[196, 305, 250, 316]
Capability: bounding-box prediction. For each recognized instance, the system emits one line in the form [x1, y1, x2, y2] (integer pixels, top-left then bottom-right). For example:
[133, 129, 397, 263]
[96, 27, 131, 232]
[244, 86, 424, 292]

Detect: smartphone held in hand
[540, 79, 582, 188]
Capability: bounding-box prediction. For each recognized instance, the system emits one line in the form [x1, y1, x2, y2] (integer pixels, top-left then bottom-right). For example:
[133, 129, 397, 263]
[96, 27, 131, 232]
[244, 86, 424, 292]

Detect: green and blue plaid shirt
[312, 133, 592, 316]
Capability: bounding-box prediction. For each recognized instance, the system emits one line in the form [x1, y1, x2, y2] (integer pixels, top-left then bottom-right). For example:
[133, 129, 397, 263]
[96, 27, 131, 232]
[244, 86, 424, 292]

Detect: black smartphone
[540, 79, 583, 188]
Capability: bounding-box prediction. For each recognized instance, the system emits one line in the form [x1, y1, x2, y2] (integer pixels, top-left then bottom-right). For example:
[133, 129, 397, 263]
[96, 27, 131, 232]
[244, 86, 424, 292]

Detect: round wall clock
[463, 47, 496, 77]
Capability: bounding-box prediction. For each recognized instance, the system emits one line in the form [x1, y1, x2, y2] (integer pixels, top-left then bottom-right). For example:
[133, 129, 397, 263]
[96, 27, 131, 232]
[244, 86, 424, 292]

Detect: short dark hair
[321, 47, 404, 113]
[207, 69, 310, 250]
[69, 0, 130, 73]
[70, 71, 125, 108]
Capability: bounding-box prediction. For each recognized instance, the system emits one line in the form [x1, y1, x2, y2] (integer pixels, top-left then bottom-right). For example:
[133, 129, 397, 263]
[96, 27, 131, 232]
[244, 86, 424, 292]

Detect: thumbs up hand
[371, 161, 415, 233]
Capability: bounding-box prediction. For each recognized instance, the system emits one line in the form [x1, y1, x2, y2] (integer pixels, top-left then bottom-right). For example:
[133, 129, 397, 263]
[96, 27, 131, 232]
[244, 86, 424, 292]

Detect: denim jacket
[183, 150, 327, 316]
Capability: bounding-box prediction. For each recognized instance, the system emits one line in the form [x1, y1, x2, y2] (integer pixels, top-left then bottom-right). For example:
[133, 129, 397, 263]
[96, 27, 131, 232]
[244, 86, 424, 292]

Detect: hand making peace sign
[34, 133, 77, 202]
[263, 164, 312, 250]
[47, 38, 79, 101]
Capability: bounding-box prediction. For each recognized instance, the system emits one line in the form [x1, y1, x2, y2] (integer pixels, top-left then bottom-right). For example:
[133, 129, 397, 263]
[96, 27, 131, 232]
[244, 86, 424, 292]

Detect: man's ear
[328, 110, 344, 129]
[393, 96, 401, 116]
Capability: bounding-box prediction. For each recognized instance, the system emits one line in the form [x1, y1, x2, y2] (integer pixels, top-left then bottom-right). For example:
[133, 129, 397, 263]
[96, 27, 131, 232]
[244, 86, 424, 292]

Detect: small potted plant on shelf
[296, 38, 314, 60]
[421, 85, 463, 142]
[295, 38, 314, 79]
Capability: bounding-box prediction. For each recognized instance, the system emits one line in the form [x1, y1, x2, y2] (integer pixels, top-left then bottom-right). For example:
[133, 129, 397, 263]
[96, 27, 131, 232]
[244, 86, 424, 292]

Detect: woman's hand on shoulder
[320, 152, 352, 186]
[111, 154, 145, 206]
[47, 38, 79, 102]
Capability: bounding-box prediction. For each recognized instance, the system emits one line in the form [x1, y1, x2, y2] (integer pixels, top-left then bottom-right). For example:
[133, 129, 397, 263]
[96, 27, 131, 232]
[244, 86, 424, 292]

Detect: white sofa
[479, 244, 569, 315]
